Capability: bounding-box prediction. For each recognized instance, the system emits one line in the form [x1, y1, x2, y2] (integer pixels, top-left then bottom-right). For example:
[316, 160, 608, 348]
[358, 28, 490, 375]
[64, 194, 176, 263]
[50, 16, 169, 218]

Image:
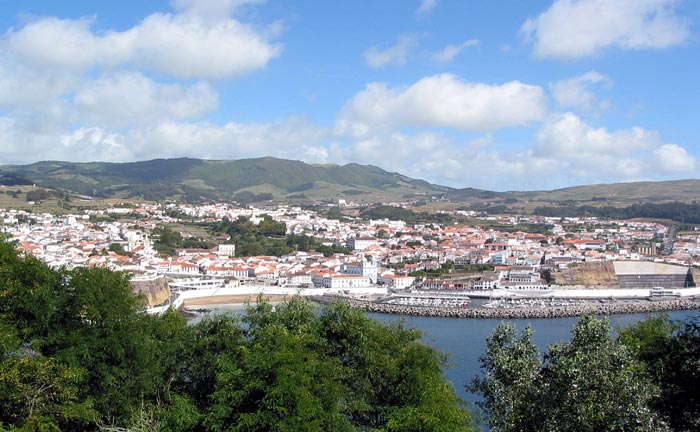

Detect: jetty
[314, 296, 700, 319]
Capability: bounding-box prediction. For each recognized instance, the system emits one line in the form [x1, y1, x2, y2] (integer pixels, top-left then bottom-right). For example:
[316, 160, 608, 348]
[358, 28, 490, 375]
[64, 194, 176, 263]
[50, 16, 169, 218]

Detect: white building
[341, 255, 378, 283]
[215, 244, 236, 257]
[378, 273, 415, 289]
[347, 236, 378, 251]
[322, 274, 371, 289]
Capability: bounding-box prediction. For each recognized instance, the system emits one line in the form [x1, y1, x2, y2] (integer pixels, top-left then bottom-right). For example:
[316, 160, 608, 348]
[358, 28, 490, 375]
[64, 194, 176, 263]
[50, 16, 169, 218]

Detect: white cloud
[521, 0, 691, 59]
[337, 74, 548, 136]
[535, 112, 653, 158]
[433, 39, 479, 63]
[533, 112, 695, 178]
[416, 0, 438, 15]
[550, 70, 610, 110]
[0, 56, 78, 107]
[126, 117, 328, 161]
[1, 7, 281, 79]
[74, 72, 218, 128]
[364, 35, 418, 68]
[171, 0, 265, 20]
[653, 144, 696, 172]
[58, 127, 131, 162]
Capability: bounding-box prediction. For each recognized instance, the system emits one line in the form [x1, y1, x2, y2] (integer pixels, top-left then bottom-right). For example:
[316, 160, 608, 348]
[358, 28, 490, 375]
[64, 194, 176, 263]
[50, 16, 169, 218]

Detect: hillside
[3, 157, 699, 208]
[446, 179, 700, 210]
[0, 157, 450, 203]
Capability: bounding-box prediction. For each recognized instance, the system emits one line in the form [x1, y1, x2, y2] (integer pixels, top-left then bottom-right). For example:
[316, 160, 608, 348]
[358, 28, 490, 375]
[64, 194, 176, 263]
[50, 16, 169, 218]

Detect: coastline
[312, 297, 700, 319]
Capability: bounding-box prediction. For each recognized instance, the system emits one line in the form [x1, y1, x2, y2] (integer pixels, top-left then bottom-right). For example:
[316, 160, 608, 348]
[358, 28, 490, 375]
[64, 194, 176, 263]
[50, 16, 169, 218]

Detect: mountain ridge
[2, 157, 699, 206]
[0, 157, 451, 203]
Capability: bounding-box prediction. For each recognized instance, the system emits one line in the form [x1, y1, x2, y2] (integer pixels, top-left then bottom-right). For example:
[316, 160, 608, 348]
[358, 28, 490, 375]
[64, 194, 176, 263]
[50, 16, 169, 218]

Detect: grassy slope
[0, 157, 450, 203]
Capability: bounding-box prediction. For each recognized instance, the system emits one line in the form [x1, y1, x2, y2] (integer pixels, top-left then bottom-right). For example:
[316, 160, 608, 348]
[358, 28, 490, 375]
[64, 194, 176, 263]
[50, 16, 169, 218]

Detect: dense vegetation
[0, 239, 472, 431]
[532, 201, 700, 224]
[151, 226, 214, 256]
[360, 205, 453, 224]
[471, 314, 700, 431]
[233, 191, 273, 205]
[211, 216, 350, 257]
[0, 157, 447, 203]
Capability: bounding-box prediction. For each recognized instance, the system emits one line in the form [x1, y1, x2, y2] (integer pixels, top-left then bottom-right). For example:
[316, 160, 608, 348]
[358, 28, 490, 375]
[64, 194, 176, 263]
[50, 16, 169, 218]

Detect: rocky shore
[314, 297, 700, 319]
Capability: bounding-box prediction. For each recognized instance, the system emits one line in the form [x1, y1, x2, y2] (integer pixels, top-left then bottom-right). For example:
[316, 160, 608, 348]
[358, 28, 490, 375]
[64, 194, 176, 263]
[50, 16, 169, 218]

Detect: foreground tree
[204, 299, 473, 432]
[1, 238, 471, 431]
[619, 315, 700, 432]
[471, 316, 668, 432]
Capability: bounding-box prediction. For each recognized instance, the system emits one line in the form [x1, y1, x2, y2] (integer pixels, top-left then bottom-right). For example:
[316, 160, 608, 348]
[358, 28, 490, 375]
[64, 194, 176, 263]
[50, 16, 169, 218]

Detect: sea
[189, 304, 700, 428]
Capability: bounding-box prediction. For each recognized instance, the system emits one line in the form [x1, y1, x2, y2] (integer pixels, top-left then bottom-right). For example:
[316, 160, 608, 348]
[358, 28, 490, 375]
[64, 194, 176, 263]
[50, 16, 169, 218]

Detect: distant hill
[2, 157, 698, 208]
[0, 157, 450, 203]
[447, 179, 700, 209]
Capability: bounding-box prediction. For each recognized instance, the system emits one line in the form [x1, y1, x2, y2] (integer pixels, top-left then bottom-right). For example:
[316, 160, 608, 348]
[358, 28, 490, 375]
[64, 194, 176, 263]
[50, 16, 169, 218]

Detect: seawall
[315, 297, 700, 319]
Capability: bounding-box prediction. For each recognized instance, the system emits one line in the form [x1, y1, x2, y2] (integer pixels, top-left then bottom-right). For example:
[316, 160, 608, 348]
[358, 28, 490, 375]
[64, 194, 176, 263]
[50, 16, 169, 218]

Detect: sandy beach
[183, 294, 294, 306]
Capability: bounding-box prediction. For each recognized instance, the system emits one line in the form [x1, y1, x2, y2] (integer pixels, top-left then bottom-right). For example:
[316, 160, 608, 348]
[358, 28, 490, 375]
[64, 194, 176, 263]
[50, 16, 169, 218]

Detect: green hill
[0, 157, 450, 203]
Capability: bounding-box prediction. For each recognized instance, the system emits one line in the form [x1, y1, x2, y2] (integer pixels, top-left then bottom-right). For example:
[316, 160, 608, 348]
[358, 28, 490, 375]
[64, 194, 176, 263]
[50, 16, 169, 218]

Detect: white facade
[378, 274, 415, 289]
[215, 244, 236, 257]
[347, 237, 378, 251]
[322, 275, 371, 289]
[341, 255, 378, 283]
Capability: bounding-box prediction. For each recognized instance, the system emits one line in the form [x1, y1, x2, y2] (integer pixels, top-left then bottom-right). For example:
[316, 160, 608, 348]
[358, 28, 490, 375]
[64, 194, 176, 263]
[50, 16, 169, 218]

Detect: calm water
[192, 305, 700, 426]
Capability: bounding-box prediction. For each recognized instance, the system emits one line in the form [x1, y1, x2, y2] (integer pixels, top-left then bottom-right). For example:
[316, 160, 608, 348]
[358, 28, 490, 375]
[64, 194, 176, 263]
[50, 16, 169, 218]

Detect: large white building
[347, 236, 378, 251]
[341, 255, 378, 283]
[322, 274, 372, 289]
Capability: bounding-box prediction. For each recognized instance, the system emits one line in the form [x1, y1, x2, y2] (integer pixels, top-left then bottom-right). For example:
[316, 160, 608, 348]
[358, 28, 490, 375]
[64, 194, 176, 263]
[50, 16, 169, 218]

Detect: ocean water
[191, 305, 700, 428]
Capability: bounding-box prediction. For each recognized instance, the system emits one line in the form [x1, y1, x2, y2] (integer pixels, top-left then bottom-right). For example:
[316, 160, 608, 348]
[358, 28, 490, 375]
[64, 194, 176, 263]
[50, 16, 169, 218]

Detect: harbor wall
[323, 297, 700, 319]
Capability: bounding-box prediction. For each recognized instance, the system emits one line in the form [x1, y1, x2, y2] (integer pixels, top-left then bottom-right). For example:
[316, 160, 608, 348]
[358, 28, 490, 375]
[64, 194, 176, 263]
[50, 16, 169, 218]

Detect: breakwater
[314, 297, 700, 319]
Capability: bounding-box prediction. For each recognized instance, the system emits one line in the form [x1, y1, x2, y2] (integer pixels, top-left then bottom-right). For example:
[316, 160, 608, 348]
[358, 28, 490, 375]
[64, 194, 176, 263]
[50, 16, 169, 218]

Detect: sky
[0, 0, 699, 191]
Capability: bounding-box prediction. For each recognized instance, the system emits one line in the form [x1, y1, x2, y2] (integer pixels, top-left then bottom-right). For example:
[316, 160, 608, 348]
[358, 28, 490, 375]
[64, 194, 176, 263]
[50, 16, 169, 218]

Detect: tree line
[532, 201, 700, 224]
[0, 238, 472, 431]
[471, 314, 700, 431]
[211, 216, 349, 257]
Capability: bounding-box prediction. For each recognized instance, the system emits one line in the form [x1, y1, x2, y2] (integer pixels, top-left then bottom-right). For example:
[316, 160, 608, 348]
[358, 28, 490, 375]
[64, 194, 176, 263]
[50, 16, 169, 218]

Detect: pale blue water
[192, 305, 700, 428]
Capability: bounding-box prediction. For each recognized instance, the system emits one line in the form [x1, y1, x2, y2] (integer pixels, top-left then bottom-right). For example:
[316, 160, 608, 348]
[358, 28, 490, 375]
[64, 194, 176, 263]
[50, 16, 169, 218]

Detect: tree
[319, 301, 472, 431]
[1, 237, 472, 431]
[620, 315, 700, 432]
[467, 324, 541, 432]
[471, 316, 668, 432]
[108, 242, 127, 255]
[204, 298, 473, 432]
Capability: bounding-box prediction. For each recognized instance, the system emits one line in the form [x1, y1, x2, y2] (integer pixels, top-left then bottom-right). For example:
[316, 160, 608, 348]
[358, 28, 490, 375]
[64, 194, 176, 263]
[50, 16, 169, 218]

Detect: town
[3, 199, 700, 315]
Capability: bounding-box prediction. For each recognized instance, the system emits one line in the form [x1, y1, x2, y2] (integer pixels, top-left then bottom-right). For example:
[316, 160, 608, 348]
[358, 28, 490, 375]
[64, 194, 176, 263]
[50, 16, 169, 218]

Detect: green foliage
[471, 316, 669, 431]
[25, 189, 51, 203]
[619, 315, 700, 431]
[233, 191, 273, 204]
[108, 242, 128, 255]
[468, 324, 541, 432]
[212, 216, 349, 257]
[360, 205, 453, 224]
[533, 201, 700, 223]
[0, 240, 470, 431]
[1, 157, 448, 203]
[152, 226, 213, 256]
[319, 301, 472, 431]
[325, 207, 347, 221]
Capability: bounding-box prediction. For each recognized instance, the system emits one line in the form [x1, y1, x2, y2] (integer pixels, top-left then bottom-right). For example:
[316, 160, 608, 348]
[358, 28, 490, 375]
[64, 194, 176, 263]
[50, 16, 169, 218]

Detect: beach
[183, 293, 294, 306]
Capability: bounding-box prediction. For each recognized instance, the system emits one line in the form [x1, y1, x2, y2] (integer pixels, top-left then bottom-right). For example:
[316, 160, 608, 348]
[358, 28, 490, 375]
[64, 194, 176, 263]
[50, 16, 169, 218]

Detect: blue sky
[0, 0, 698, 191]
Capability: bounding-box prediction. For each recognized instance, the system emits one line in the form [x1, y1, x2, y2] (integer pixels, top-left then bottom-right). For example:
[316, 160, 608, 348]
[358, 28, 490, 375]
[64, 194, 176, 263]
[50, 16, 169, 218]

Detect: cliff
[553, 262, 619, 288]
[131, 276, 172, 307]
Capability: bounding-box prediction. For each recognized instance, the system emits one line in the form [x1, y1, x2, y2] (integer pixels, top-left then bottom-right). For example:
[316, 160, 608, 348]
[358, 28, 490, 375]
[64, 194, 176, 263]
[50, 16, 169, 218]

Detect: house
[347, 236, 378, 251]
